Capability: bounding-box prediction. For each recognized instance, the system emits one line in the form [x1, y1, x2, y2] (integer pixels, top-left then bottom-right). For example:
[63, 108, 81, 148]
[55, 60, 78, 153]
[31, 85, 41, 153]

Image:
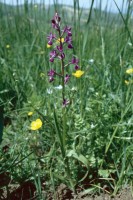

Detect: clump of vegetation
[0, 0, 133, 199]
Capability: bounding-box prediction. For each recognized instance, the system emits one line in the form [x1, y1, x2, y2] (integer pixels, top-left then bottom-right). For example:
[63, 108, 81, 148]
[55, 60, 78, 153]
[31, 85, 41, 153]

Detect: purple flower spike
[64, 74, 70, 84]
[63, 98, 70, 107]
[47, 12, 80, 106]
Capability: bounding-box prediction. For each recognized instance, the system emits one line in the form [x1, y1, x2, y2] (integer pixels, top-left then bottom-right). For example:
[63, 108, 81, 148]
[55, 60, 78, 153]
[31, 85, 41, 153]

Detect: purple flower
[47, 33, 56, 45]
[63, 26, 72, 36]
[68, 43, 73, 49]
[63, 98, 69, 107]
[64, 74, 70, 84]
[49, 76, 54, 82]
[49, 57, 54, 62]
[50, 50, 57, 57]
[57, 45, 63, 52]
[49, 50, 57, 62]
[58, 53, 65, 60]
[51, 20, 59, 30]
[65, 36, 72, 43]
[48, 69, 55, 76]
[51, 13, 61, 30]
[65, 36, 73, 49]
[75, 65, 80, 70]
[48, 69, 56, 82]
[71, 57, 79, 65]
[53, 12, 61, 24]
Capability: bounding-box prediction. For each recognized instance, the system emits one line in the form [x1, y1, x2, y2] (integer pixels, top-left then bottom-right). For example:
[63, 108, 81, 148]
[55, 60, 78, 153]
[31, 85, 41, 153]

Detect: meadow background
[0, 0, 133, 199]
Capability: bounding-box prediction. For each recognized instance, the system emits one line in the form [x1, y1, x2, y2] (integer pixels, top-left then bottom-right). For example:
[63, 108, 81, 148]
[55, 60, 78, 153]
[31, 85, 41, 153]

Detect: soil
[0, 172, 132, 200]
[0, 180, 133, 200]
[55, 184, 133, 200]
[78, 188, 133, 200]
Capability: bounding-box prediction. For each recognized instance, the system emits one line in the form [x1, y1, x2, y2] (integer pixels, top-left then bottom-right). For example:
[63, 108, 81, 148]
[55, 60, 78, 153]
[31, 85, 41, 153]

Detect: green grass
[0, 0, 133, 199]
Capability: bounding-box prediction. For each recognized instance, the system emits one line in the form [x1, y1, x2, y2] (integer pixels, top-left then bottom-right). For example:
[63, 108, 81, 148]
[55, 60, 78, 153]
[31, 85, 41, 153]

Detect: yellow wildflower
[126, 68, 133, 74]
[30, 119, 42, 130]
[72, 70, 84, 78]
[56, 38, 64, 43]
[28, 112, 33, 116]
[47, 44, 51, 48]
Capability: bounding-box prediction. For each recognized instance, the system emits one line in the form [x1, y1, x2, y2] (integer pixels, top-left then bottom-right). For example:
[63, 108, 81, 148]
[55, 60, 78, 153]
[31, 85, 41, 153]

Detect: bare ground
[0, 172, 132, 200]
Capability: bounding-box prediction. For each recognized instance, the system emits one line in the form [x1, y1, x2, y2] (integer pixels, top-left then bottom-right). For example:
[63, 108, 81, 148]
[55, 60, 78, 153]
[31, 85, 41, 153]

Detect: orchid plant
[46, 12, 84, 191]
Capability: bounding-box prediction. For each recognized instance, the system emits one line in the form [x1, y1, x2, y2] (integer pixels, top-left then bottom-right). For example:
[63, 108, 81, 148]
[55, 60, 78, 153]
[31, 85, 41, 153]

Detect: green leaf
[67, 150, 89, 169]
[0, 106, 4, 143]
[81, 187, 97, 196]
[98, 169, 110, 178]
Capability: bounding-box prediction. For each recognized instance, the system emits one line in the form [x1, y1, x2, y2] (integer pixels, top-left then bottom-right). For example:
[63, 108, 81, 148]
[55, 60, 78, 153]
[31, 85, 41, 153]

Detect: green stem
[59, 30, 66, 148]
[57, 29, 75, 192]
